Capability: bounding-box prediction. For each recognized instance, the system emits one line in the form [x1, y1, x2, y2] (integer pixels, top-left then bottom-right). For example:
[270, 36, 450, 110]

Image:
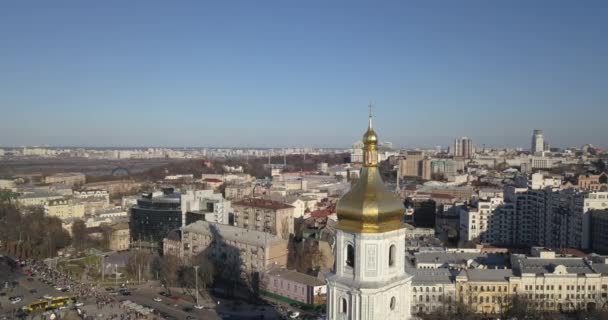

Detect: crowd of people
[24, 259, 155, 319]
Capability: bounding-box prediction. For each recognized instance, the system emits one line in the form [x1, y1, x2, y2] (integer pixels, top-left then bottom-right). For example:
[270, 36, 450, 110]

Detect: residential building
[44, 198, 85, 219]
[591, 210, 608, 254]
[460, 196, 512, 244]
[232, 198, 294, 239]
[578, 173, 608, 191]
[225, 183, 254, 201]
[453, 137, 474, 159]
[400, 151, 425, 177]
[16, 192, 64, 207]
[177, 220, 289, 278]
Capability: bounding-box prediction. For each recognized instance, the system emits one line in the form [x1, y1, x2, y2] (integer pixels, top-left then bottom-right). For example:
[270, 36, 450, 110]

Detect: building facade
[232, 198, 294, 239]
[177, 220, 288, 279]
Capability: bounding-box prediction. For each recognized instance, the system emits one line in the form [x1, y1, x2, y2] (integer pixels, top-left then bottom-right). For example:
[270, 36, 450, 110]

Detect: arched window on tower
[389, 244, 396, 267]
[341, 298, 348, 314]
[346, 244, 355, 268]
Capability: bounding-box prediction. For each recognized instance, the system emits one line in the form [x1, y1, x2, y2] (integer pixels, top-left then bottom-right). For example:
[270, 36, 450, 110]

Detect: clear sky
[1, 1, 607, 149]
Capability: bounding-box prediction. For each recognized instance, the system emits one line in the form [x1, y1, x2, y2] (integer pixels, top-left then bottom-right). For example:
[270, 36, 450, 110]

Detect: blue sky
[1, 1, 606, 148]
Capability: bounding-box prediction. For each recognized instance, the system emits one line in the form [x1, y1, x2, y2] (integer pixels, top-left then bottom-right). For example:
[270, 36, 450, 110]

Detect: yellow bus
[27, 300, 49, 312]
[49, 296, 77, 309]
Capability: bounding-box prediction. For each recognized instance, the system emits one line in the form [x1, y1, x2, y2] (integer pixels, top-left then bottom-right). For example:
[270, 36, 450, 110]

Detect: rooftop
[183, 220, 285, 247]
[461, 269, 514, 282]
[513, 255, 595, 275]
[408, 268, 454, 285]
[266, 268, 325, 287]
[233, 198, 294, 210]
[414, 251, 507, 268]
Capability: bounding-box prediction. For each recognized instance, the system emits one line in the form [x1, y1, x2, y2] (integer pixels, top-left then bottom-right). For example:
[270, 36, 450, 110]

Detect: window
[346, 244, 355, 268]
[341, 298, 347, 314]
[389, 244, 396, 267]
[390, 297, 396, 311]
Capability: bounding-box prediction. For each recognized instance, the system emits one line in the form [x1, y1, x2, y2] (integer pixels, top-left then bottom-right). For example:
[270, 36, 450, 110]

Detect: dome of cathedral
[336, 113, 404, 233]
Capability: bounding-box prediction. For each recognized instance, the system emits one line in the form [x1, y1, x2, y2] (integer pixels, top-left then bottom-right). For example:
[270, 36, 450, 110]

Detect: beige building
[44, 172, 86, 186]
[17, 192, 64, 207]
[408, 247, 608, 316]
[44, 198, 85, 219]
[225, 183, 254, 201]
[400, 151, 425, 177]
[176, 221, 288, 279]
[233, 198, 294, 239]
[107, 222, 130, 251]
[410, 268, 457, 315]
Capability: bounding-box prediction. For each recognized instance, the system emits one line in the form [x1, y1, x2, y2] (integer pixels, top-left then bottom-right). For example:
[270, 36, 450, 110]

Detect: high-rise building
[531, 129, 545, 154]
[327, 114, 412, 320]
[453, 137, 473, 159]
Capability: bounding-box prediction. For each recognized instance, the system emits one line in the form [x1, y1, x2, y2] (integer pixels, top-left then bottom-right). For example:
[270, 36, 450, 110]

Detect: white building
[180, 189, 231, 226]
[531, 129, 545, 154]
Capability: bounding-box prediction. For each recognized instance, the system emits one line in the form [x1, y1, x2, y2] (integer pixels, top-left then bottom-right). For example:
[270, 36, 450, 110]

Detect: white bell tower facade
[327, 228, 412, 320]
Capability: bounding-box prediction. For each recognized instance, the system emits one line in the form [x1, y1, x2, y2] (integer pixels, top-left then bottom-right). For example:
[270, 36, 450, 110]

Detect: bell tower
[326, 107, 412, 320]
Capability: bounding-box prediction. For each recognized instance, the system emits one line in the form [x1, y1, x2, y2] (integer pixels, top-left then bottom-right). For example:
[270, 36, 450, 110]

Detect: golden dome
[336, 112, 404, 233]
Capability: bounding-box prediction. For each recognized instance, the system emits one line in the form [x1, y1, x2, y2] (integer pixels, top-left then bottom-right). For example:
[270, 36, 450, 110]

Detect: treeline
[0, 201, 71, 259]
[134, 153, 350, 180]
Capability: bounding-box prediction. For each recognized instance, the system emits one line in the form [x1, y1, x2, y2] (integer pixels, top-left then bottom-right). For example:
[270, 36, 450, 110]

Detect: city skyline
[1, 1, 607, 148]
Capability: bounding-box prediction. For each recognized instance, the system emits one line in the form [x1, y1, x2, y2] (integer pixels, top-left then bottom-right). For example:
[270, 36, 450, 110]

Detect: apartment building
[16, 192, 64, 207]
[233, 198, 294, 239]
[44, 198, 85, 219]
[224, 183, 254, 201]
[460, 195, 512, 244]
[177, 221, 288, 279]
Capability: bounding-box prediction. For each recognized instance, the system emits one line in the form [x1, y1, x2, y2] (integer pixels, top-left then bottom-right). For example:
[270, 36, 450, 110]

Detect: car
[10, 297, 22, 304]
[121, 291, 131, 296]
[105, 287, 114, 291]
[26, 278, 34, 281]
[0, 292, 6, 296]
[55, 287, 63, 291]
[61, 288, 69, 292]
[289, 311, 300, 319]
[186, 316, 197, 320]
[75, 302, 84, 307]
[43, 294, 53, 299]
[153, 297, 162, 302]
[194, 304, 205, 310]
[29, 289, 37, 294]
[182, 307, 193, 312]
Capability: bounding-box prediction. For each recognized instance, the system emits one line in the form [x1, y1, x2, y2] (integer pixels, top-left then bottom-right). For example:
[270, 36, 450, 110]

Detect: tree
[71, 219, 87, 250]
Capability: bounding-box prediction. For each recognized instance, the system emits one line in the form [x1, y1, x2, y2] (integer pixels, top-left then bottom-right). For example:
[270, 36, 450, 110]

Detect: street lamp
[194, 265, 201, 308]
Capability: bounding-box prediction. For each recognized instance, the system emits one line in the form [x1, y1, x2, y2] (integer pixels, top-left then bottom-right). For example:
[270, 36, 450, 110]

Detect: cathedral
[326, 112, 412, 319]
